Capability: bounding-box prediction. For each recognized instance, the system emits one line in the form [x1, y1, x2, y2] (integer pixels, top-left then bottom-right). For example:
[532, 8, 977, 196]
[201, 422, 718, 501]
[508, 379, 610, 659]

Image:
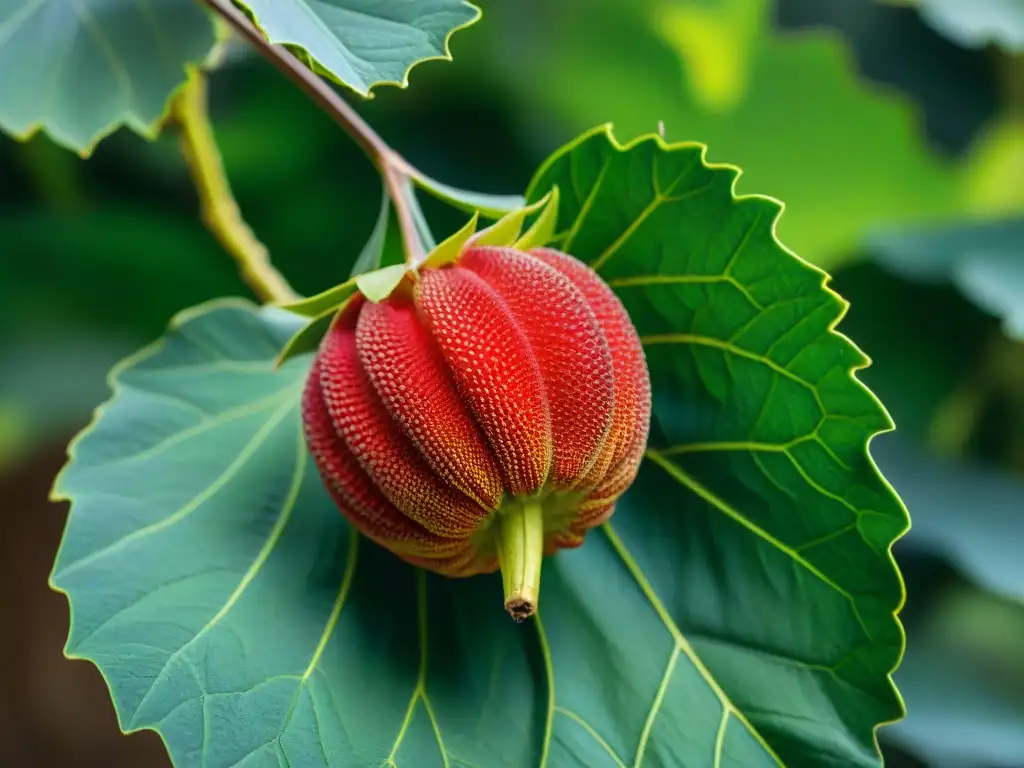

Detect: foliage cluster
[1, 1, 1023, 767]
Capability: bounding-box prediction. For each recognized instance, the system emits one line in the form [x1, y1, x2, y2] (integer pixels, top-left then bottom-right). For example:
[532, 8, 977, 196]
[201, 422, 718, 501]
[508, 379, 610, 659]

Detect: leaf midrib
[645, 451, 873, 640]
[550, 140, 785, 765]
[0, 0, 46, 49]
[125, 420, 308, 730]
[601, 522, 784, 766]
[56, 397, 298, 582]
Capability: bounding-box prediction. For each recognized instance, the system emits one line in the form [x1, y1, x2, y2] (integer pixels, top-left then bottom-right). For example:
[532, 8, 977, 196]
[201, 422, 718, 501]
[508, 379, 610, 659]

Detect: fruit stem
[496, 499, 545, 622]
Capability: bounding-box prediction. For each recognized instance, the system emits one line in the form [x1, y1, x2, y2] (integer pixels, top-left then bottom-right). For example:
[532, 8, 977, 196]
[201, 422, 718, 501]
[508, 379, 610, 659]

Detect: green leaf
[40, 300, 628, 767]
[348, 189, 392, 279]
[915, 0, 1024, 52]
[410, 169, 527, 218]
[51, 130, 908, 767]
[274, 306, 339, 367]
[527, 125, 908, 766]
[236, 0, 481, 96]
[868, 217, 1024, 340]
[0, 0, 216, 154]
[407, 184, 438, 251]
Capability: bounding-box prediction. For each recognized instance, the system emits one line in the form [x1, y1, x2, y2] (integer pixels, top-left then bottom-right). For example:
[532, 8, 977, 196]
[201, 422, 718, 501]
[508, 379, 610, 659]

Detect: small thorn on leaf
[657, 120, 666, 138]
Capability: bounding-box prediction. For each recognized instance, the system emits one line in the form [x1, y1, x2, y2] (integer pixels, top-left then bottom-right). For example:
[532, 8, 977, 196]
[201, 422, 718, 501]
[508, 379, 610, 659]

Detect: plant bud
[302, 245, 651, 620]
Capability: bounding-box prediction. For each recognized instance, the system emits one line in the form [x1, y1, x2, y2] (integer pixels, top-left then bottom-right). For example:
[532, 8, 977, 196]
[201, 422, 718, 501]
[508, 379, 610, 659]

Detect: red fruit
[302, 245, 651, 620]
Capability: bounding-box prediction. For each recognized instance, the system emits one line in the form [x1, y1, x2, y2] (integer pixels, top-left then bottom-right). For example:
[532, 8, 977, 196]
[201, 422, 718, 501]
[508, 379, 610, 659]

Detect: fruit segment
[317, 299, 489, 538]
[302, 361, 466, 558]
[416, 265, 553, 497]
[356, 296, 504, 511]
[460, 247, 615, 488]
[530, 247, 651, 495]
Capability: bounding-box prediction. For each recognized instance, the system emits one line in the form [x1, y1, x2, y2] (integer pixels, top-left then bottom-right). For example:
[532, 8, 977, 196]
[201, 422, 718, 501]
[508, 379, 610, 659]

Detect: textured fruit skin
[302, 245, 651, 576]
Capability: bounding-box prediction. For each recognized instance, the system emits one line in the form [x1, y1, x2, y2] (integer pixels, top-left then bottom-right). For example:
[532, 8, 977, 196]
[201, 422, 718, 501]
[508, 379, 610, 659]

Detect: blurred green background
[1, 0, 1023, 766]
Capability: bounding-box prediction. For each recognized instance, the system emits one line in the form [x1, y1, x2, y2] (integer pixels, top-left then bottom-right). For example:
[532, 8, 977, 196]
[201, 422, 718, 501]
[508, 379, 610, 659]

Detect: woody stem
[195, 0, 427, 267]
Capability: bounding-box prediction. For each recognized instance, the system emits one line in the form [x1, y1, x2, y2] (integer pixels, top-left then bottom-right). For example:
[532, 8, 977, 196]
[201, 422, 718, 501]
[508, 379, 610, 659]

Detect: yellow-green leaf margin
[526, 123, 911, 766]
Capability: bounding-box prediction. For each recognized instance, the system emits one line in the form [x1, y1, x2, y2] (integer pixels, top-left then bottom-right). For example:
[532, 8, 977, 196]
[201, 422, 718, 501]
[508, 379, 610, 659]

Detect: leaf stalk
[195, 0, 430, 268]
[172, 68, 298, 304]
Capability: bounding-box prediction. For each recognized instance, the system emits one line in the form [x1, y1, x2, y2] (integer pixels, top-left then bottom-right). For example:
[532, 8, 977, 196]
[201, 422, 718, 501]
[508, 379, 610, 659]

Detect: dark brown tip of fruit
[505, 597, 535, 622]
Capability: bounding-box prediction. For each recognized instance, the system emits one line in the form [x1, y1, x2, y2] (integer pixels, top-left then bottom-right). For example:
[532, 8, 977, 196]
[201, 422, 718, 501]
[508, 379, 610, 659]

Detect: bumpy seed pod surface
[302, 245, 651, 620]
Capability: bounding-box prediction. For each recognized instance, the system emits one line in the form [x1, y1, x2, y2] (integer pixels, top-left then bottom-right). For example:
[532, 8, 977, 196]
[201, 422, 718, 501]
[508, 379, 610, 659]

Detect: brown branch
[195, 0, 426, 266]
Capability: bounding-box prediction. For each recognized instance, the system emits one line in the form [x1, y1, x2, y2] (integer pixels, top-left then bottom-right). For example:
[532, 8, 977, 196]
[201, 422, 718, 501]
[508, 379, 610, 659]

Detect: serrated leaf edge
[47, 296, 271, 506]
[527, 123, 912, 765]
[44, 125, 913, 766]
[44, 297, 290, 760]
[0, 13, 218, 157]
[238, 0, 482, 98]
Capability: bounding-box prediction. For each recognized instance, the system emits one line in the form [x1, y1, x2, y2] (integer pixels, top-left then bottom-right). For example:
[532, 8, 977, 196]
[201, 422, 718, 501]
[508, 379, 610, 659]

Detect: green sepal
[422, 212, 481, 269]
[355, 263, 410, 303]
[410, 171, 526, 218]
[349, 189, 392, 278]
[468, 190, 556, 249]
[274, 305, 340, 368]
[274, 279, 359, 319]
[513, 186, 561, 251]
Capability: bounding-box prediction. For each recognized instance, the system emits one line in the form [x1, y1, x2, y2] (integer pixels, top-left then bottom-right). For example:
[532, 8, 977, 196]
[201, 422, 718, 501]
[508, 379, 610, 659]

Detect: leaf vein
[133, 360, 277, 376]
[127, 0, 177, 78]
[124, 425, 306, 727]
[713, 709, 729, 768]
[645, 452, 873, 641]
[535, 614, 555, 768]
[591, 193, 668, 273]
[602, 522, 785, 765]
[70, 0, 134, 106]
[56, 399, 297, 582]
[795, 522, 859, 553]
[606, 273, 764, 312]
[563, 159, 610, 253]
[385, 570, 434, 765]
[84, 384, 300, 473]
[277, 525, 361, 761]
[752, 450, 798, 503]
[640, 333, 826, 417]
[555, 707, 627, 768]
[781, 450, 861, 522]
[0, 0, 46, 50]
[633, 645, 680, 767]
